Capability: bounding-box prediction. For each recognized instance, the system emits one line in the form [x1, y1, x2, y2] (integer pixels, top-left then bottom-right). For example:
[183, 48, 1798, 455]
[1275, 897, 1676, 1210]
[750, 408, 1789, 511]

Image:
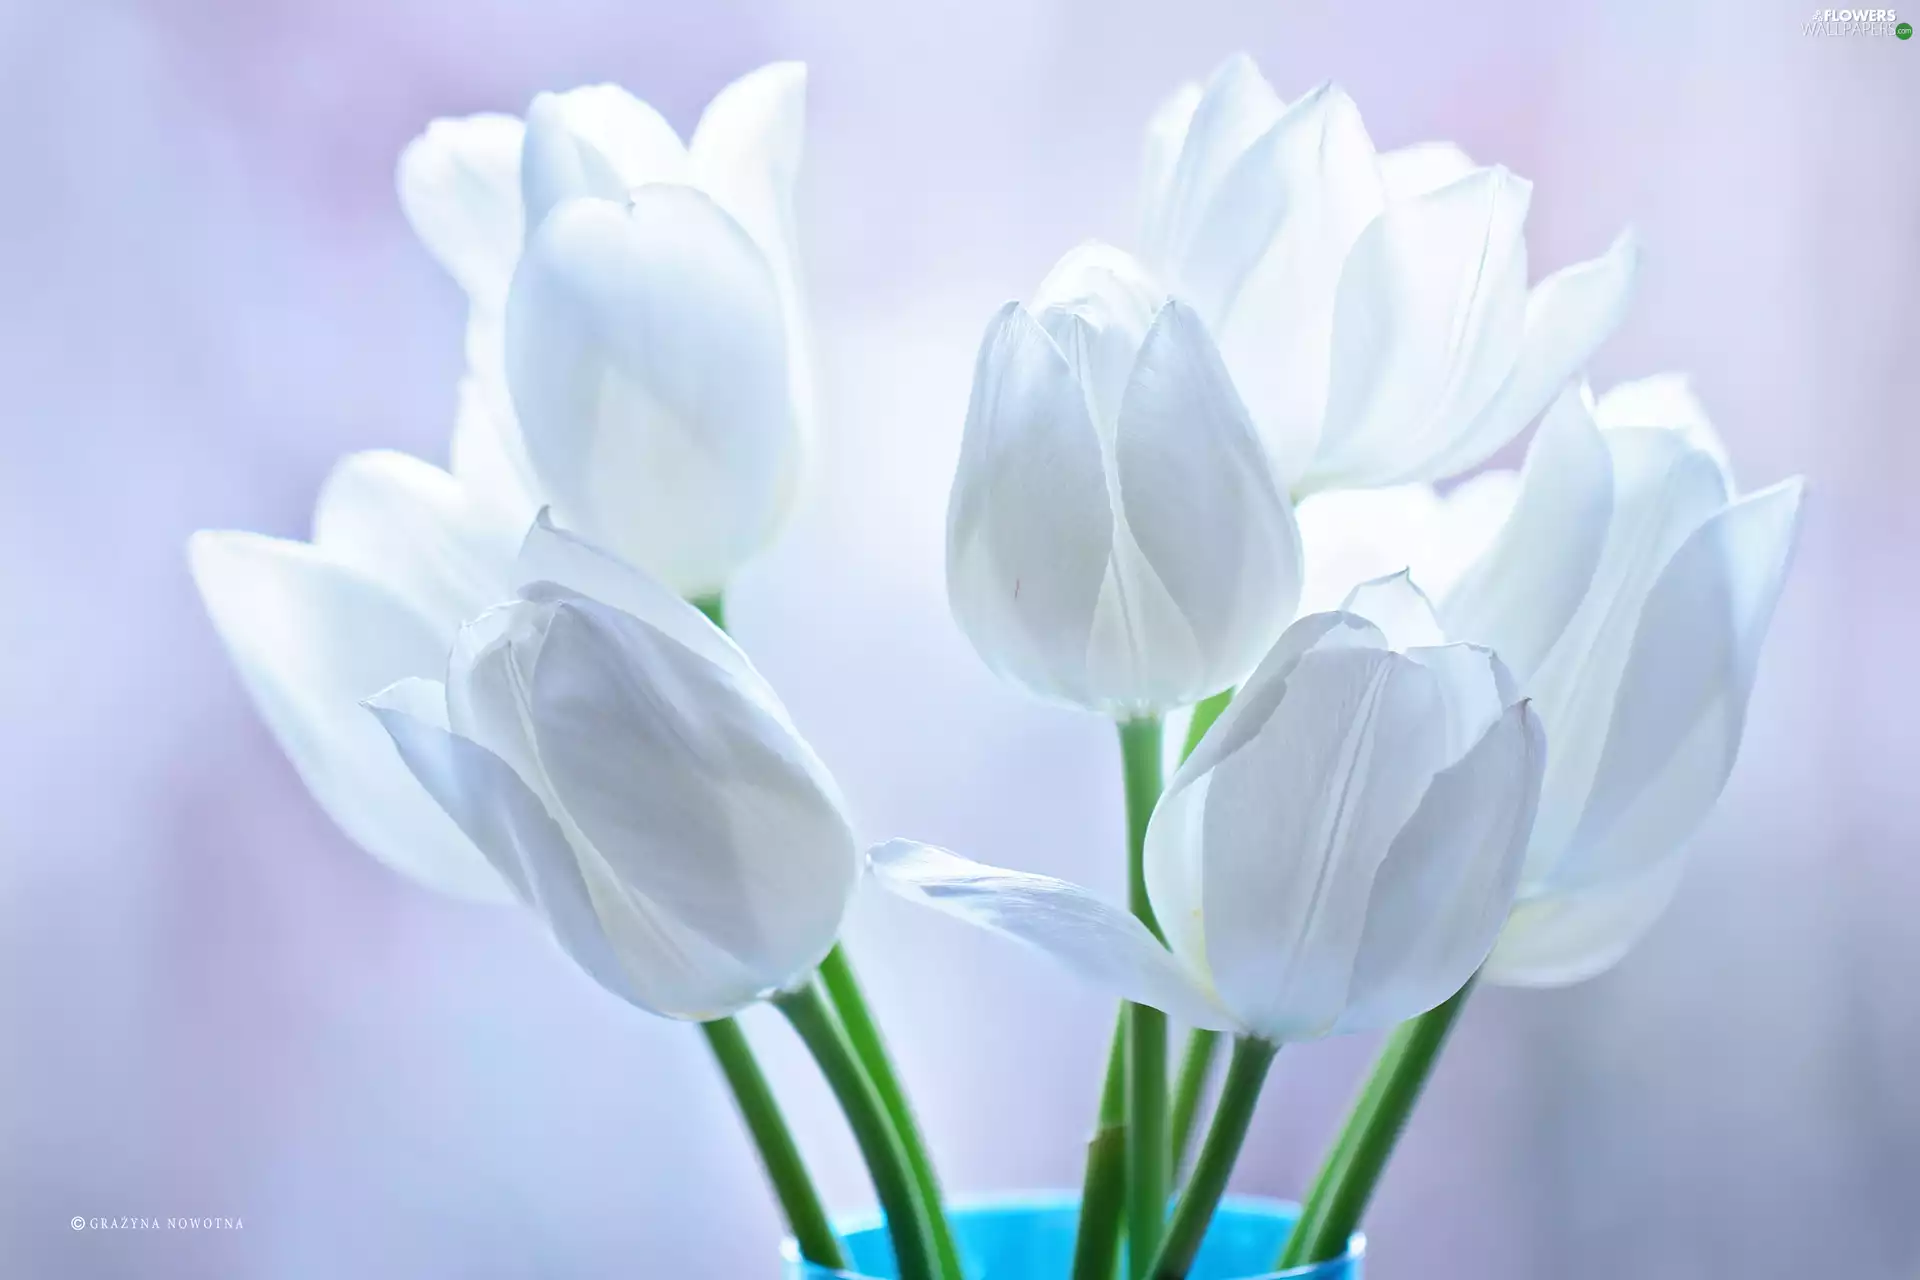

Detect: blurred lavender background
[2, 0, 1915, 1275]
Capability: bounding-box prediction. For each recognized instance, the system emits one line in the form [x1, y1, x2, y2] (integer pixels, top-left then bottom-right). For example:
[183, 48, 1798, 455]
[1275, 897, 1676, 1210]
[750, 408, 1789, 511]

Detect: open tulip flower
[947, 243, 1303, 715]
[399, 63, 810, 597]
[1139, 54, 1639, 494]
[1330, 377, 1805, 985]
[874, 608, 1544, 1043]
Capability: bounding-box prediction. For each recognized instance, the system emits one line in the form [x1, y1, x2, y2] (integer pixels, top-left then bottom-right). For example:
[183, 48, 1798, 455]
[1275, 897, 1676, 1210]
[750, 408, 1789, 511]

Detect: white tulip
[1339, 377, 1805, 985]
[188, 451, 523, 900]
[504, 187, 799, 597]
[397, 64, 810, 596]
[947, 243, 1303, 714]
[873, 611, 1544, 1042]
[368, 514, 861, 1020]
[1139, 55, 1639, 493]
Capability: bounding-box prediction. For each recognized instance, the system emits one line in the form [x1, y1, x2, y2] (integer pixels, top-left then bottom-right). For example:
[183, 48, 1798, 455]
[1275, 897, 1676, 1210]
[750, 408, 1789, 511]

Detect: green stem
[1071, 1011, 1130, 1280]
[777, 982, 940, 1280]
[1168, 1028, 1221, 1179]
[1118, 716, 1167, 1279]
[1148, 1037, 1279, 1280]
[699, 1018, 846, 1270]
[692, 593, 726, 628]
[1277, 977, 1478, 1269]
[818, 945, 963, 1280]
[1181, 689, 1232, 761]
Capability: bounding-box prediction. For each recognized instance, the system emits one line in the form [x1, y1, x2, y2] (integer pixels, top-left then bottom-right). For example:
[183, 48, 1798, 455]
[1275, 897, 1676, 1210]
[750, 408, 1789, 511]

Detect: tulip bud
[505, 187, 799, 598]
[397, 65, 811, 597]
[1335, 378, 1805, 985]
[369, 515, 861, 1020]
[947, 243, 1303, 714]
[1139, 54, 1638, 492]
[872, 610, 1544, 1043]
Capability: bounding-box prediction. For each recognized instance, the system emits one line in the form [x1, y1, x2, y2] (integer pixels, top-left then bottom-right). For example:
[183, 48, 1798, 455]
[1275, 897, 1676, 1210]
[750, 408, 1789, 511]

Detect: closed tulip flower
[367, 514, 860, 1020]
[1340, 377, 1805, 985]
[188, 451, 524, 900]
[397, 64, 810, 596]
[873, 610, 1544, 1042]
[1139, 55, 1639, 493]
[948, 243, 1303, 714]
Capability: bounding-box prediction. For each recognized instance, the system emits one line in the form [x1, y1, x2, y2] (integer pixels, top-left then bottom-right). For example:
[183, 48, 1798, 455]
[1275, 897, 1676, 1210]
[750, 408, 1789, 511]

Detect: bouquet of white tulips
[189, 53, 1803, 1280]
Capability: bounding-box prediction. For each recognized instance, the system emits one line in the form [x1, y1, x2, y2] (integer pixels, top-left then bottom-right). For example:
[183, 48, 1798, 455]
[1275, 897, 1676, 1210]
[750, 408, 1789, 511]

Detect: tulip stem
[1181, 689, 1232, 761]
[776, 981, 940, 1280]
[692, 593, 726, 629]
[818, 945, 964, 1280]
[698, 1017, 846, 1271]
[1168, 1028, 1222, 1179]
[1071, 1010, 1130, 1280]
[1147, 1036, 1279, 1280]
[1117, 715, 1167, 1279]
[1276, 976, 1478, 1269]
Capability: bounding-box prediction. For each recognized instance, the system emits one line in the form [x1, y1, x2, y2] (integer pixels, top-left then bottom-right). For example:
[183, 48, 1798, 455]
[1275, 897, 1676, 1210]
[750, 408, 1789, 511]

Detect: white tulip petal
[1340, 700, 1543, 1031]
[1171, 611, 1387, 791]
[1377, 142, 1476, 200]
[1441, 385, 1614, 686]
[526, 596, 857, 988]
[1311, 167, 1533, 489]
[1553, 478, 1804, 890]
[504, 189, 793, 596]
[1523, 428, 1732, 877]
[520, 93, 631, 236]
[396, 112, 526, 307]
[311, 449, 521, 636]
[188, 531, 510, 901]
[556, 84, 689, 181]
[1594, 372, 1730, 479]
[1084, 529, 1207, 714]
[1116, 301, 1302, 699]
[365, 679, 537, 911]
[369, 680, 769, 1019]
[1212, 86, 1383, 482]
[1402, 642, 1516, 761]
[1340, 570, 1446, 652]
[1485, 850, 1687, 987]
[1422, 229, 1641, 482]
[1152, 616, 1391, 975]
[443, 596, 559, 790]
[1031, 244, 1167, 431]
[449, 374, 542, 530]
[1199, 645, 1449, 1040]
[690, 62, 806, 291]
[1141, 768, 1215, 983]
[513, 511, 765, 695]
[1143, 54, 1284, 269]
[947, 303, 1114, 706]
[1140, 82, 1203, 236]
[869, 841, 1235, 1031]
[1160, 83, 1344, 325]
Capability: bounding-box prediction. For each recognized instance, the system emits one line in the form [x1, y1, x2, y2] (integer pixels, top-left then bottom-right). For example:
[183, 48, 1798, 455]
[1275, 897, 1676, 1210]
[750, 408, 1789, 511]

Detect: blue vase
[781, 1191, 1363, 1279]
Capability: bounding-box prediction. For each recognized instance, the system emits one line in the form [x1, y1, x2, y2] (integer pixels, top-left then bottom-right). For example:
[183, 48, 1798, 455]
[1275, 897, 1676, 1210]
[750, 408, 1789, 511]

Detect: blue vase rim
[778, 1189, 1366, 1278]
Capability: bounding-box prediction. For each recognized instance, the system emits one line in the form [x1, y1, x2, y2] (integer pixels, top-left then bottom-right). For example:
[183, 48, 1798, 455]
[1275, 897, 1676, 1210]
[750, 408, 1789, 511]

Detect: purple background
[3, 1, 1916, 1276]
